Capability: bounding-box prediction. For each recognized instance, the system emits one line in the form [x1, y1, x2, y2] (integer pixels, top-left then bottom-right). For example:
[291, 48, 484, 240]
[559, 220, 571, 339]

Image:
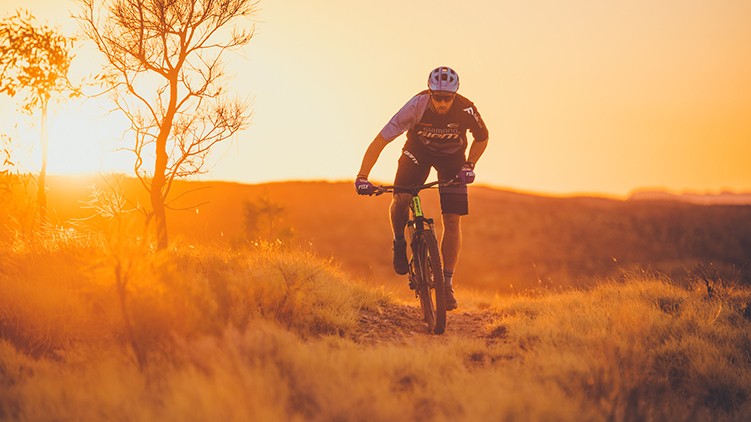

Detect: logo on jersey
[417, 126, 460, 141]
[463, 106, 485, 129]
[403, 150, 419, 165]
[448, 123, 459, 129]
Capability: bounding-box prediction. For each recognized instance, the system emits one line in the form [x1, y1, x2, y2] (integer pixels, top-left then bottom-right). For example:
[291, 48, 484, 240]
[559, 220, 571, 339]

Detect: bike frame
[408, 193, 432, 233]
[371, 180, 454, 334]
[374, 179, 447, 288]
[407, 194, 432, 293]
[374, 178, 446, 233]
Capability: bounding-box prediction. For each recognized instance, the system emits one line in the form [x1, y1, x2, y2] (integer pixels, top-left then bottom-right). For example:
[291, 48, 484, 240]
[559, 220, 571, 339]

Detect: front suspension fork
[406, 217, 435, 294]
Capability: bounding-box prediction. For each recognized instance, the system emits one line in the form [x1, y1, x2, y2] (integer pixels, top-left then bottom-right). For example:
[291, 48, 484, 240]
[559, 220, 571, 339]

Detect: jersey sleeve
[379, 94, 430, 142]
[463, 103, 489, 142]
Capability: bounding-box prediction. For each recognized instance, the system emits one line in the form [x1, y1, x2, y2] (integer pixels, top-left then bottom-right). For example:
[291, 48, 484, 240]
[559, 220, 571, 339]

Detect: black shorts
[394, 142, 468, 215]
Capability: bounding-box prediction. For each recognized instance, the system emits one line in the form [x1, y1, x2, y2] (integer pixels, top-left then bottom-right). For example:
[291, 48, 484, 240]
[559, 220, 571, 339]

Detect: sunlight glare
[11, 99, 134, 177]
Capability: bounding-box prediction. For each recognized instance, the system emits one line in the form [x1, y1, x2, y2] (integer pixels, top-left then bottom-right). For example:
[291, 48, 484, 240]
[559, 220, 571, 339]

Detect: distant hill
[35, 176, 751, 293]
[629, 189, 751, 205]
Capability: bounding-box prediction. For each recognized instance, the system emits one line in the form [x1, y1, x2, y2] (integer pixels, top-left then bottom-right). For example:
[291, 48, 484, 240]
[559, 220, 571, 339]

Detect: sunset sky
[1, 0, 749, 196]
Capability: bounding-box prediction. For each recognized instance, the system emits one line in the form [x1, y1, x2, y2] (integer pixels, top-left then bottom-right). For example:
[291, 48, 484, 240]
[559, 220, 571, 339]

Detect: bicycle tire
[414, 230, 446, 334]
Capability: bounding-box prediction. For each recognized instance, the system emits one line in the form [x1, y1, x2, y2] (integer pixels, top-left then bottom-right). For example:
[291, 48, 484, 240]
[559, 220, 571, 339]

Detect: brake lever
[371, 186, 389, 196]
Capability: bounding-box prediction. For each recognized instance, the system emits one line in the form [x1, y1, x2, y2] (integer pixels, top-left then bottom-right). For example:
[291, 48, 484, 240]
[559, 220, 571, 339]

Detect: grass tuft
[1, 236, 750, 421]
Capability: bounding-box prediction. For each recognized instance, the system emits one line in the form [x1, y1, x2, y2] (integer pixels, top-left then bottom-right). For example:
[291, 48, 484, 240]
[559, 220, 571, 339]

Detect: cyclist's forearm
[357, 134, 389, 178]
[466, 138, 488, 166]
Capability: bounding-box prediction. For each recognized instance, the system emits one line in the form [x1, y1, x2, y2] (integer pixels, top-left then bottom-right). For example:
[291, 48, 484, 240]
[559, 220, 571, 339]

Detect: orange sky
[1, 0, 750, 196]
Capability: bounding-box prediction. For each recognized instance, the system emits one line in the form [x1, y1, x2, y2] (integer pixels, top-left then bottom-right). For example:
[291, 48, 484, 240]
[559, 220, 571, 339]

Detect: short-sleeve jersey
[379, 90, 488, 156]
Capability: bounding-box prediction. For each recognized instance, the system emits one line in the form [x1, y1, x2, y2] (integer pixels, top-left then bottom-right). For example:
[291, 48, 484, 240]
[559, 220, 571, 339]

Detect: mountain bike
[372, 180, 452, 334]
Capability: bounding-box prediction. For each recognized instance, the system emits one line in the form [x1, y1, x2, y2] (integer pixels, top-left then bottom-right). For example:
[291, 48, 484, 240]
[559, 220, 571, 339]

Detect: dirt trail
[352, 302, 507, 344]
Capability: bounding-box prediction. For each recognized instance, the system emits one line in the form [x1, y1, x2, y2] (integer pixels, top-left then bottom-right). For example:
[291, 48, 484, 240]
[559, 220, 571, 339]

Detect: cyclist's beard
[433, 102, 452, 114]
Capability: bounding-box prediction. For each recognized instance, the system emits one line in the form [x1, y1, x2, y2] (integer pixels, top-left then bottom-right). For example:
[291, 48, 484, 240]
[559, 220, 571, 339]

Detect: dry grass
[488, 278, 751, 420]
[1, 233, 750, 421]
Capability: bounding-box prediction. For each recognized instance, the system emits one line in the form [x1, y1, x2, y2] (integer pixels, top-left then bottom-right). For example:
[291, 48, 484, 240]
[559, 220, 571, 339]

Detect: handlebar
[371, 179, 460, 196]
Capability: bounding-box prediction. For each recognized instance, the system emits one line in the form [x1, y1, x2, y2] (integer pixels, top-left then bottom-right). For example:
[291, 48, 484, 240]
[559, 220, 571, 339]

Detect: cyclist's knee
[392, 193, 412, 207]
[442, 213, 462, 230]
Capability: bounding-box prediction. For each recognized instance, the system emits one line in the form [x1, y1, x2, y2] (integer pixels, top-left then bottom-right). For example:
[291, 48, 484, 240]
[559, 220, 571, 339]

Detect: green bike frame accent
[411, 196, 423, 218]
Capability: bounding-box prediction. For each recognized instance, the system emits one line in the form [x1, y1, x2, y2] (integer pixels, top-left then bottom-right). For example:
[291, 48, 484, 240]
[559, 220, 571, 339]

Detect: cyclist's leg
[436, 153, 468, 309]
[435, 152, 469, 271]
[392, 145, 431, 239]
[440, 213, 462, 273]
[390, 193, 411, 240]
[441, 213, 461, 310]
[391, 145, 431, 275]
[390, 193, 412, 275]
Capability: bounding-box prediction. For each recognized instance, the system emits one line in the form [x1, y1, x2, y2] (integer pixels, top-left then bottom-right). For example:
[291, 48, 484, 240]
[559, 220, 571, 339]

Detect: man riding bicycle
[355, 66, 489, 311]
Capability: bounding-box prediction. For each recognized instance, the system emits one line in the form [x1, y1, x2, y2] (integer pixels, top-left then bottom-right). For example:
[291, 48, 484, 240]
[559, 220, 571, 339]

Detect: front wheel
[413, 230, 446, 334]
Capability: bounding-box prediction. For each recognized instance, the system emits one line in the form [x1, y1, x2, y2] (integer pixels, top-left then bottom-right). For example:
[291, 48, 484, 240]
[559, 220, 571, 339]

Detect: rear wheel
[414, 230, 446, 334]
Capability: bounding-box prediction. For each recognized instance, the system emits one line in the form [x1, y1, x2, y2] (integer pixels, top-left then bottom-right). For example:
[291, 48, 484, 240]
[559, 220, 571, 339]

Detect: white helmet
[428, 66, 459, 93]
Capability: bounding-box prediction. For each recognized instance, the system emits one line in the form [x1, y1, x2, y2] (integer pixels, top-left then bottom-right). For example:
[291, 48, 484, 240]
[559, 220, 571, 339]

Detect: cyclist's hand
[355, 177, 375, 195]
[457, 162, 476, 185]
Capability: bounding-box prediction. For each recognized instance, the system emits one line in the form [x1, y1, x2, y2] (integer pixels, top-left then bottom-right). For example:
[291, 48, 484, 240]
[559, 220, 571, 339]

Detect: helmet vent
[428, 66, 459, 93]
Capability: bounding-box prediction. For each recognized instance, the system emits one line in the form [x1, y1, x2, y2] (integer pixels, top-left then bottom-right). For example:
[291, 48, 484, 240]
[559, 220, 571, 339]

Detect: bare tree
[0, 10, 76, 226]
[76, 0, 256, 249]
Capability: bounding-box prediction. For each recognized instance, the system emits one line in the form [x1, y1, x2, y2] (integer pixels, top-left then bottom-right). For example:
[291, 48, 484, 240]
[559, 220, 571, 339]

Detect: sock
[443, 271, 454, 289]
